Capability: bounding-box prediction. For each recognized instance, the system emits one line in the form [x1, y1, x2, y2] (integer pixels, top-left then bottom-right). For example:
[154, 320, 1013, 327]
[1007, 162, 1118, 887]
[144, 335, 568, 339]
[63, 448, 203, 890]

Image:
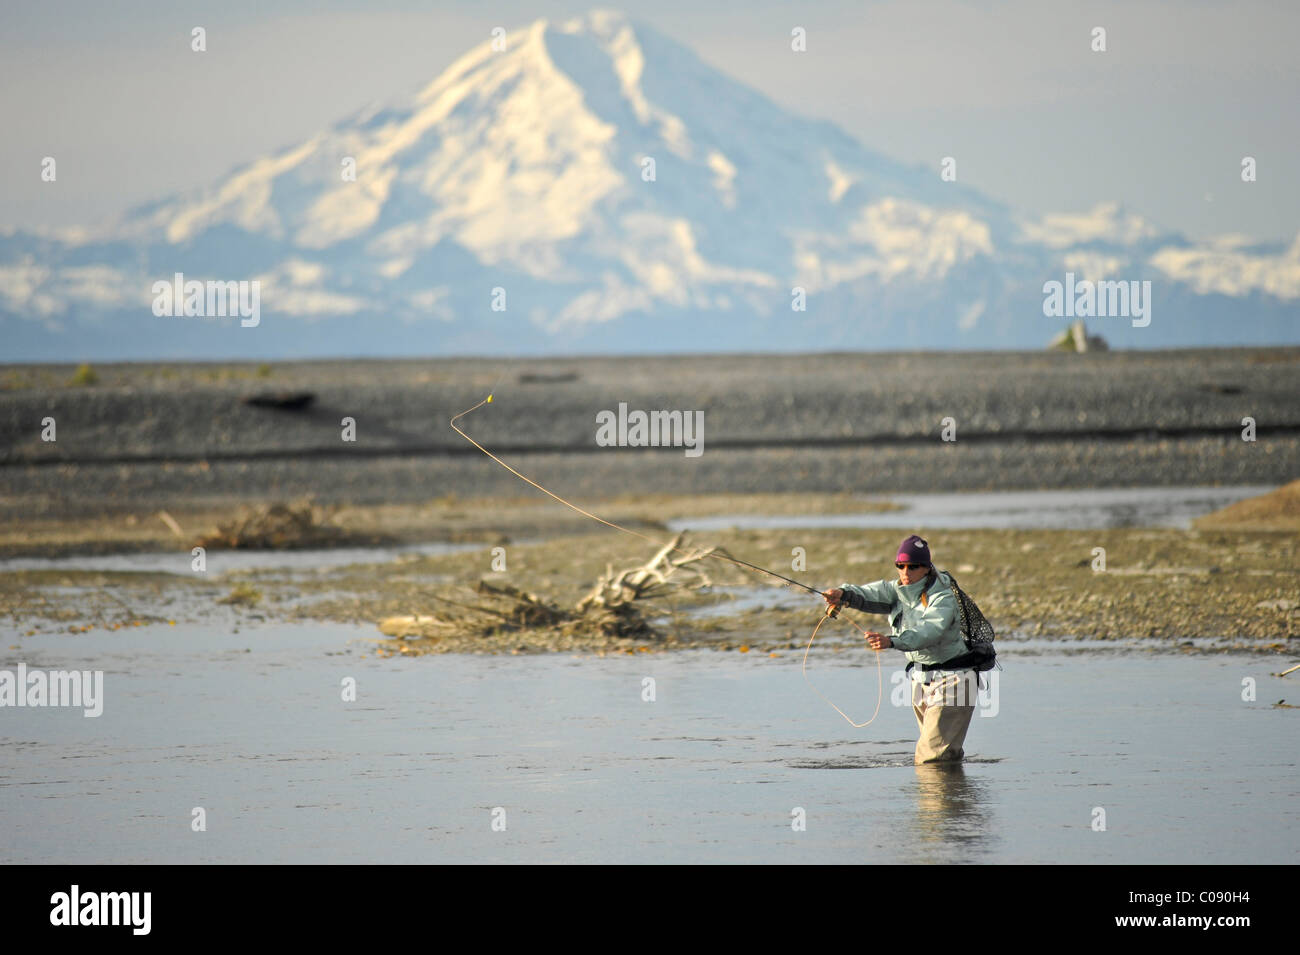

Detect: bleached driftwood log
[576, 533, 718, 611]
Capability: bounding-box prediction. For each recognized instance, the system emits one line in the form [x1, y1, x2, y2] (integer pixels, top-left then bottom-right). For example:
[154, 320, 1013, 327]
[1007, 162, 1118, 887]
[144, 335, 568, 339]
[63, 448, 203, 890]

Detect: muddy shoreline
[2, 492, 1295, 656]
[2, 352, 1296, 656]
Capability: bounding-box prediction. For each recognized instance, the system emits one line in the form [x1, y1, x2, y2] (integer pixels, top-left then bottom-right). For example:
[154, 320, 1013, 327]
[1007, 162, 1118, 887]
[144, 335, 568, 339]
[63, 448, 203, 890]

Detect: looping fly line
[451, 393, 883, 727]
[803, 609, 883, 728]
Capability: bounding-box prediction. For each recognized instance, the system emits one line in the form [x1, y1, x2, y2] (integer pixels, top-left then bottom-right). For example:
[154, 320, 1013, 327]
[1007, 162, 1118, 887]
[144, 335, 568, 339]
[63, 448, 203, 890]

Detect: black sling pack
[914, 569, 998, 673]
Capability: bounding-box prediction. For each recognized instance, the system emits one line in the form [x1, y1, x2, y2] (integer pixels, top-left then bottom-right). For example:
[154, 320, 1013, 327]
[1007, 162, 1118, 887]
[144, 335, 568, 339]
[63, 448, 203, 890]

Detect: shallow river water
[2, 621, 1294, 864]
[669, 485, 1276, 533]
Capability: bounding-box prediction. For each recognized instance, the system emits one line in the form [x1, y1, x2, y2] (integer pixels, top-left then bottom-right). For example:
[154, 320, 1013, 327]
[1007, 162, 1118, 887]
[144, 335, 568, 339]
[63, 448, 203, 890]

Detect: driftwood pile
[379, 534, 718, 646]
[378, 580, 657, 642]
[194, 500, 359, 550]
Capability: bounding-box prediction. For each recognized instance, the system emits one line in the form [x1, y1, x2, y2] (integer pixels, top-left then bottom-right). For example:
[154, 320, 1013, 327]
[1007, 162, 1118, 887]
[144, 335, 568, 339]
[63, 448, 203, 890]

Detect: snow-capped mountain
[2, 9, 1297, 360]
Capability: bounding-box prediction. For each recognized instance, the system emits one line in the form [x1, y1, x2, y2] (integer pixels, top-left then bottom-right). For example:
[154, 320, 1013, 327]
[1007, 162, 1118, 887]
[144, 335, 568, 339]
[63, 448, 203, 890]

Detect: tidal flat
[1, 488, 1295, 656]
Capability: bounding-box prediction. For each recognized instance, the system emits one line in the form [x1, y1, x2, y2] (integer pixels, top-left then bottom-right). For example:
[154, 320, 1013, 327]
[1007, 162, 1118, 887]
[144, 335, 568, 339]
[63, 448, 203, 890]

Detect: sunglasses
[895, 562, 926, 570]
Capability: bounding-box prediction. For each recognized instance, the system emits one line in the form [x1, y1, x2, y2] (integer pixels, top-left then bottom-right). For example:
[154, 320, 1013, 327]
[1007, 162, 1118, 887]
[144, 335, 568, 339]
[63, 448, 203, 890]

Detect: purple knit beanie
[896, 534, 931, 566]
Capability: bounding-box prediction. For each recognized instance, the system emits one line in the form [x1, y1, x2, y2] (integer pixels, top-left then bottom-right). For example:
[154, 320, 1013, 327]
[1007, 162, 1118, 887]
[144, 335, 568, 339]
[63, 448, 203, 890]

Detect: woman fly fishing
[823, 535, 983, 764]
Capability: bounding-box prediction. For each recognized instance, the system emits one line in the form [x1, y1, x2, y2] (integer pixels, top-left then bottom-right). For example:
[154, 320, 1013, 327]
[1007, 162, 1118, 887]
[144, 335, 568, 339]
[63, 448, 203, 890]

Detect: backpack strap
[946, 570, 969, 633]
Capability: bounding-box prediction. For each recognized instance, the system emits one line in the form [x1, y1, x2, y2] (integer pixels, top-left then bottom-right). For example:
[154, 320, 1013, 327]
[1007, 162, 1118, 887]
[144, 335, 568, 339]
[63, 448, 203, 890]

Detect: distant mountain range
[3, 8, 1297, 361]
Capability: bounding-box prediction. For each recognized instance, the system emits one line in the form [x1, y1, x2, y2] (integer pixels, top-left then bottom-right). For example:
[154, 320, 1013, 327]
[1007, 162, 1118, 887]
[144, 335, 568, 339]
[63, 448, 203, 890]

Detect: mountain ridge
[2, 8, 1296, 360]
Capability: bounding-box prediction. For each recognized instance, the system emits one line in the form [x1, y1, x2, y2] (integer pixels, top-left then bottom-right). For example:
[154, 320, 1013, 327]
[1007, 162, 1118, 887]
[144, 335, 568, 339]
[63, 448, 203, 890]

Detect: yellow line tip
[487, 394, 493, 403]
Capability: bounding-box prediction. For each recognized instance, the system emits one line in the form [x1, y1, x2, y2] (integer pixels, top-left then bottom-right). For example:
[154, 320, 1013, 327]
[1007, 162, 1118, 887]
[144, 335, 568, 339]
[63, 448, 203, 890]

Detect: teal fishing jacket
[838, 570, 968, 668]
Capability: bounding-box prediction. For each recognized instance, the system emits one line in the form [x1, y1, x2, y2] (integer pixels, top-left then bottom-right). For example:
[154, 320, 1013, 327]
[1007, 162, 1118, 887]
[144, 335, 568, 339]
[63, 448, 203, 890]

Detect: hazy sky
[2, 0, 1296, 243]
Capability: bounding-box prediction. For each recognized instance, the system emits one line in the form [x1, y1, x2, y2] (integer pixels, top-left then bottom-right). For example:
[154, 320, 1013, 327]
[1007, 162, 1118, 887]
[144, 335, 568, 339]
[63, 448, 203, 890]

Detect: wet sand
[2, 351, 1295, 652]
[1, 489, 1296, 654]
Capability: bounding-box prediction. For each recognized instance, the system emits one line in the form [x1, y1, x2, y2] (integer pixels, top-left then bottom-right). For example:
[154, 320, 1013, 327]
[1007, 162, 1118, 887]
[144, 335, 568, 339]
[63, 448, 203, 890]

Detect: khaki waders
[910, 671, 978, 764]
